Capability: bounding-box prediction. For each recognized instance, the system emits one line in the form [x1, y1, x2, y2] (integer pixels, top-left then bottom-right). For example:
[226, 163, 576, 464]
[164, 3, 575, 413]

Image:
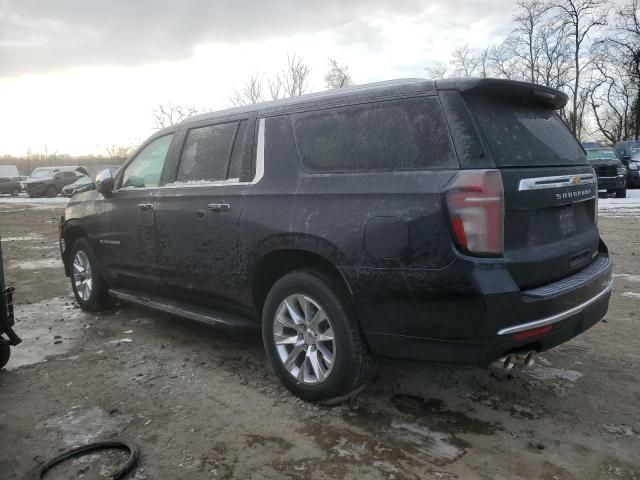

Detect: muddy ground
[0, 198, 638, 479]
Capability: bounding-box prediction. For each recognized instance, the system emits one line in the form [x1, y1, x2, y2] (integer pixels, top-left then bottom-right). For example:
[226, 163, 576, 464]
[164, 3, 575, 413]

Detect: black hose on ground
[30, 440, 140, 479]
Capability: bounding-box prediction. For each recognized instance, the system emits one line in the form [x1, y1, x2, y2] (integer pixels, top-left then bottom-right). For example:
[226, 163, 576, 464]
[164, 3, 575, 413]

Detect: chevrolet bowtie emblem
[571, 175, 581, 186]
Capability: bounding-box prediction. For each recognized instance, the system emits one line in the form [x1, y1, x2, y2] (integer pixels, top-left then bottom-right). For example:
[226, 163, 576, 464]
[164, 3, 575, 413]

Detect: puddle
[3, 297, 87, 370]
[299, 394, 499, 474]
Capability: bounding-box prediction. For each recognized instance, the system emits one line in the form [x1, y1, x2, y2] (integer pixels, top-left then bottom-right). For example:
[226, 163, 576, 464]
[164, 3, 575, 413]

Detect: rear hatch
[438, 80, 598, 289]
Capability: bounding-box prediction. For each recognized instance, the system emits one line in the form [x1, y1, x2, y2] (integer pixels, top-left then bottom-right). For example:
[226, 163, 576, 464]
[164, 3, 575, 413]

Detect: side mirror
[95, 169, 114, 198]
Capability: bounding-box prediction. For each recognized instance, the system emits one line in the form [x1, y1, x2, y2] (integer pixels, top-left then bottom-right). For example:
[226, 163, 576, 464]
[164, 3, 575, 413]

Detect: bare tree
[153, 103, 199, 129]
[450, 44, 478, 77]
[510, 0, 552, 83]
[552, 0, 609, 135]
[425, 60, 449, 79]
[282, 53, 311, 97]
[230, 74, 265, 106]
[104, 144, 133, 160]
[324, 58, 353, 89]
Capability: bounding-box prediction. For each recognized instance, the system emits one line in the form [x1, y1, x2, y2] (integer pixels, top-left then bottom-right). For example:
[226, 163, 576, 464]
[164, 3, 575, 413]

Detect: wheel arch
[250, 241, 354, 318]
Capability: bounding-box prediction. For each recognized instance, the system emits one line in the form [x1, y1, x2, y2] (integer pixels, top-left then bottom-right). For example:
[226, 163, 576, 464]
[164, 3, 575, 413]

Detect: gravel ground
[0, 195, 638, 479]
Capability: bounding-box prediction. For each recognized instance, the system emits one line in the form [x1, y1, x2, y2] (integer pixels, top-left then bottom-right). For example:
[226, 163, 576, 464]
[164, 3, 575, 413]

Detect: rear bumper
[343, 252, 613, 365]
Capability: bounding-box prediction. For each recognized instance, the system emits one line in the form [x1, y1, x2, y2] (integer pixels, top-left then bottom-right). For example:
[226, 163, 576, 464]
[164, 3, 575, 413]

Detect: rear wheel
[0, 344, 10, 370]
[262, 270, 371, 402]
[46, 185, 57, 197]
[10, 187, 19, 197]
[69, 238, 111, 311]
[616, 188, 627, 198]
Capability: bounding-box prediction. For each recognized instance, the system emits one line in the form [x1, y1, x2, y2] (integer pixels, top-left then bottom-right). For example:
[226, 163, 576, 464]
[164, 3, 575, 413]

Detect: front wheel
[262, 270, 371, 402]
[46, 185, 57, 197]
[10, 187, 19, 197]
[69, 238, 111, 311]
[616, 188, 627, 198]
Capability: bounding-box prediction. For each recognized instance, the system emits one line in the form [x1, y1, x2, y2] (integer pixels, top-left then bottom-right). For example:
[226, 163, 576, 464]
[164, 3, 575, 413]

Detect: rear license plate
[558, 206, 577, 237]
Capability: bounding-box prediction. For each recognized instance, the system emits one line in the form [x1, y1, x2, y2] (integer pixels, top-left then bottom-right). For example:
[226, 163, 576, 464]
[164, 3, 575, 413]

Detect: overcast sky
[0, 0, 515, 156]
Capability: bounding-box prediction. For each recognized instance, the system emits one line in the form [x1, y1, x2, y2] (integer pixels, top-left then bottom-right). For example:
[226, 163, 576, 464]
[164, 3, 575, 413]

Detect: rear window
[291, 97, 457, 172]
[465, 95, 586, 167]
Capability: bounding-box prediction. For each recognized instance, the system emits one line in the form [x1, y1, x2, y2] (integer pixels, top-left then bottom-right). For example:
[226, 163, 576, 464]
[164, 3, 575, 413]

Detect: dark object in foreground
[0, 238, 21, 370]
[29, 440, 140, 480]
[60, 78, 612, 402]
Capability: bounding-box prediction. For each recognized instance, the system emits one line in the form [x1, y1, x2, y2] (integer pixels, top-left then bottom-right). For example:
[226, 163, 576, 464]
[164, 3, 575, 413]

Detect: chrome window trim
[497, 279, 613, 335]
[114, 118, 266, 191]
[518, 174, 595, 191]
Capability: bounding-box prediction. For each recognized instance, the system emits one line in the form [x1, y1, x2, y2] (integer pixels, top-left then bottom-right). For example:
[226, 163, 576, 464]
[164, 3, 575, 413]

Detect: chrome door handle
[137, 203, 154, 211]
[207, 203, 230, 212]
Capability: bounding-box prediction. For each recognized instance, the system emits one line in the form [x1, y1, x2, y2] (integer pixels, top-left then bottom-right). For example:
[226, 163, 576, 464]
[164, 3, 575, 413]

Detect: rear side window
[465, 95, 585, 167]
[291, 97, 457, 172]
[178, 123, 237, 182]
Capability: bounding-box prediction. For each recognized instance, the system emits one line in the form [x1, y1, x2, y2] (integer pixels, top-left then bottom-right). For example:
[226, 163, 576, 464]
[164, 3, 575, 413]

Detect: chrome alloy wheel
[273, 294, 336, 384]
[72, 250, 93, 301]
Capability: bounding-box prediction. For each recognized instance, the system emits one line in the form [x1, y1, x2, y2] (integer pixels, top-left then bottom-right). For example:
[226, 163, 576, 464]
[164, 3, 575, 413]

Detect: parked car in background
[614, 140, 640, 187]
[60, 78, 612, 401]
[11, 176, 28, 192]
[23, 166, 89, 198]
[585, 147, 627, 197]
[62, 175, 94, 197]
[0, 177, 21, 196]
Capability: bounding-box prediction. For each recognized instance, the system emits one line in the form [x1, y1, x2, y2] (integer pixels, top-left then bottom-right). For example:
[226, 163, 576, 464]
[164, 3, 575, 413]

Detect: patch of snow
[613, 273, 640, 282]
[525, 366, 583, 382]
[5, 297, 86, 370]
[7, 257, 62, 270]
[37, 407, 132, 447]
[390, 420, 465, 465]
[598, 189, 640, 217]
[621, 292, 640, 298]
[1, 234, 44, 242]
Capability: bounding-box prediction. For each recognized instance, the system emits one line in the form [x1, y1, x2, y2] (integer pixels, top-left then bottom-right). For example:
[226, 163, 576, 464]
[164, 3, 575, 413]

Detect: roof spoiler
[435, 78, 568, 110]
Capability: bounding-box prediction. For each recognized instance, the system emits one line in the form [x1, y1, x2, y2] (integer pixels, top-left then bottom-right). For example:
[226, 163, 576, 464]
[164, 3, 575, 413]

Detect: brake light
[512, 325, 553, 341]
[445, 170, 504, 256]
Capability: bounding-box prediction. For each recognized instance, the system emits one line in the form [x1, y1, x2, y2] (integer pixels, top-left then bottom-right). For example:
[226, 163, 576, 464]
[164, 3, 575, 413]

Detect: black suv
[24, 166, 89, 197]
[584, 147, 627, 197]
[60, 79, 613, 401]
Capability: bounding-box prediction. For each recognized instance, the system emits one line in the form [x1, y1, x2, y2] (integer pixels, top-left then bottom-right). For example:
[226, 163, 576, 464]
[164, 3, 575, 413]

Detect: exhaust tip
[515, 350, 537, 367]
[491, 354, 517, 371]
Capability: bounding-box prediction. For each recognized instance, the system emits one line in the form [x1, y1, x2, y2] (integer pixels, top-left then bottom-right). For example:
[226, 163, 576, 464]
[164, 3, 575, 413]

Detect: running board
[108, 288, 258, 330]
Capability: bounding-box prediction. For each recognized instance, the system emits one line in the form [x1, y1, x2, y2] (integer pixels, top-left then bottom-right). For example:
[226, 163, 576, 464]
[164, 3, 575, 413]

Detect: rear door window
[177, 122, 237, 182]
[291, 97, 457, 172]
[464, 95, 586, 167]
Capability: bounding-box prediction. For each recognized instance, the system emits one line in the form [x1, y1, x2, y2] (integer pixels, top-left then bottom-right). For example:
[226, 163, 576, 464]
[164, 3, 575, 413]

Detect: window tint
[121, 134, 173, 188]
[465, 95, 585, 167]
[177, 123, 237, 182]
[291, 97, 456, 172]
[228, 120, 248, 180]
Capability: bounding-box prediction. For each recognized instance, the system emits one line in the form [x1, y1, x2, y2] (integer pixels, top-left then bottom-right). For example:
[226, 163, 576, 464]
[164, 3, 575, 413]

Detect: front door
[96, 133, 175, 289]
[156, 118, 253, 307]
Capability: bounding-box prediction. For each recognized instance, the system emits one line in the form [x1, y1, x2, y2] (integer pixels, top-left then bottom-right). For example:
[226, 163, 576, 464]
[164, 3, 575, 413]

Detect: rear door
[155, 116, 254, 307]
[443, 90, 598, 289]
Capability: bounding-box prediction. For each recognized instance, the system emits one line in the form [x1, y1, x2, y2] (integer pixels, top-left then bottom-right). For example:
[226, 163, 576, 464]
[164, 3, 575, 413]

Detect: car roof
[176, 77, 568, 130]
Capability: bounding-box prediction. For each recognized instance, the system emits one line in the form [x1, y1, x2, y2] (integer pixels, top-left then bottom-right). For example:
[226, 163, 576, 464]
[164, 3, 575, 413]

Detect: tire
[0, 344, 10, 370]
[262, 270, 371, 402]
[69, 238, 111, 311]
[616, 188, 627, 198]
[46, 185, 57, 197]
[10, 187, 19, 197]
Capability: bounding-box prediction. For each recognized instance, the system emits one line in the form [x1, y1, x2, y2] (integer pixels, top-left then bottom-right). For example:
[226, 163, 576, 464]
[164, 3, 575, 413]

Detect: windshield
[465, 95, 586, 167]
[586, 149, 617, 161]
[30, 168, 55, 178]
[75, 176, 92, 184]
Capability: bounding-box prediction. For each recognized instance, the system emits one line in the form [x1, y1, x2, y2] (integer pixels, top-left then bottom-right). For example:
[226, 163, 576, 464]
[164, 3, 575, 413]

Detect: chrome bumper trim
[497, 279, 613, 335]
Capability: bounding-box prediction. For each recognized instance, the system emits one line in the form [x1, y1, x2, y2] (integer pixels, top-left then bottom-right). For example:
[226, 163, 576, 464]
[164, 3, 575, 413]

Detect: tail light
[445, 169, 504, 256]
